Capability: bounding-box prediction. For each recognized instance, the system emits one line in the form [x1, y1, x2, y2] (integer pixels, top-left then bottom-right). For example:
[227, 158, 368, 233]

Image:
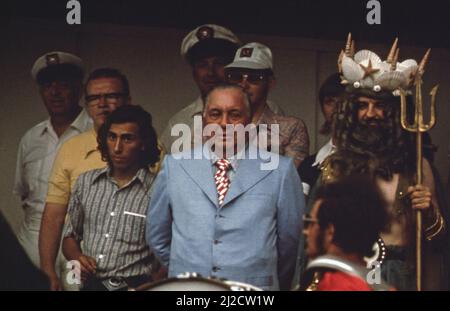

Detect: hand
[77, 255, 97, 282]
[48, 273, 63, 291]
[151, 265, 168, 282]
[408, 184, 432, 210]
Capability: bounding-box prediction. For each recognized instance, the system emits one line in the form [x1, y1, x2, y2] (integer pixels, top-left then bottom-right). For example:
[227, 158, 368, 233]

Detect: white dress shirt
[14, 108, 92, 229]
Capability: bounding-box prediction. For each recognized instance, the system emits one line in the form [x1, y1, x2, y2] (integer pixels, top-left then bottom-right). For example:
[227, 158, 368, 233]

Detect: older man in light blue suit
[146, 85, 304, 290]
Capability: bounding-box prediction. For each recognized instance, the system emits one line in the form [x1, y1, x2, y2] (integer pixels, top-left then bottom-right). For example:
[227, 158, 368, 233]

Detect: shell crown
[338, 33, 430, 96]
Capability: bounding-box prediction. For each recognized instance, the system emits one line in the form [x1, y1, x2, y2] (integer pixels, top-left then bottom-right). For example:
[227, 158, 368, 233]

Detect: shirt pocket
[121, 211, 147, 244]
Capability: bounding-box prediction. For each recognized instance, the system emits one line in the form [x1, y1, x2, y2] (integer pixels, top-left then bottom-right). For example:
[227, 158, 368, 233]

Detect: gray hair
[203, 84, 252, 117]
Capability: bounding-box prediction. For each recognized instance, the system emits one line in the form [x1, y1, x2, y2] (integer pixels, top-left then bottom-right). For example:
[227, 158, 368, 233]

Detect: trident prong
[400, 79, 438, 133]
[399, 66, 438, 292]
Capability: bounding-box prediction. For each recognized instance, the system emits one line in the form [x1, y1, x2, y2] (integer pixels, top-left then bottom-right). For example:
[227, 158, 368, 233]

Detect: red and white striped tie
[214, 159, 232, 206]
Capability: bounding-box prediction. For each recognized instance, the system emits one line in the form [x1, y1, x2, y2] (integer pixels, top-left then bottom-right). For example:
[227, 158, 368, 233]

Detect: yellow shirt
[46, 128, 165, 205]
[46, 129, 105, 205]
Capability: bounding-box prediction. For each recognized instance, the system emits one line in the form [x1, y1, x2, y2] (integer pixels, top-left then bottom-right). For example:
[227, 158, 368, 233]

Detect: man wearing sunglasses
[159, 25, 284, 154]
[225, 42, 309, 168]
[39, 68, 132, 290]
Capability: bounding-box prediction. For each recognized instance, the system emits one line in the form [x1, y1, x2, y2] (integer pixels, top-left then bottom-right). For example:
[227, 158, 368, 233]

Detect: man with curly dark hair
[62, 105, 162, 291]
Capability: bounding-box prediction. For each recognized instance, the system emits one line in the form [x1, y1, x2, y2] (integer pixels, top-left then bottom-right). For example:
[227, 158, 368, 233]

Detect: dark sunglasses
[226, 72, 267, 84]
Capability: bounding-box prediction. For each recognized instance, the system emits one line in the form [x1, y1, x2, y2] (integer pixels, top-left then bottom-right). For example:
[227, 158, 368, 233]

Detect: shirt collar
[190, 96, 205, 118]
[255, 104, 274, 125]
[208, 143, 248, 173]
[39, 119, 53, 136]
[39, 108, 92, 137]
[135, 167, 155, 192]
[92, 166, 154, 192]
[91, 166, 109, 183]
[312, 139, 336, 167]
[71, 108, 93, 132]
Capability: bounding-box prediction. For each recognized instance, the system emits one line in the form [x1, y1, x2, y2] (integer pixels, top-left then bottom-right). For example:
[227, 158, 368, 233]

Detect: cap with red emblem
[225, 42, 273, 70]
[180, 24, 241, 65]
[31, 51, 84, 84]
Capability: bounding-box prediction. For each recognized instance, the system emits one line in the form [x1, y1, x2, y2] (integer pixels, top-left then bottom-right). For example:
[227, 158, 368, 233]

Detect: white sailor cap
[31, 51, 84, 81]
[180, 24, 240, 62]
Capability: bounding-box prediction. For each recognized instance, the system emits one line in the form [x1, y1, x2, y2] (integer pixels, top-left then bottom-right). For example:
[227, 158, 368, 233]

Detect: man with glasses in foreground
[225, 42, 309, 168]
[39, 68, 131, 290]
[300, 175, 392, 291]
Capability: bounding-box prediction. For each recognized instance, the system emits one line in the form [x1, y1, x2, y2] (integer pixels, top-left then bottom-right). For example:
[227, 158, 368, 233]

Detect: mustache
[360, 118, 383, 127]
[350, 118, 392, 153]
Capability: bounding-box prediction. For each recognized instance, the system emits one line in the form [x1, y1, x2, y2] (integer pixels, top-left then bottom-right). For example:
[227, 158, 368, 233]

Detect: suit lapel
[179, 157, 218, 207]
[222, 157, 272, 207]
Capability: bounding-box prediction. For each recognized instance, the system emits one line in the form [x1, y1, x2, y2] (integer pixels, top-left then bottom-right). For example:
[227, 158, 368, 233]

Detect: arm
[39, 144, 72, 290]
[62, 186, 96, 281]
[39, 202, 67, 290]
[146, 157, 172, 267]
[276, 158, 304, 290]
[408, 158, 445, 241]
[13, 137, 27, 201]
[62, 238, 96, 281]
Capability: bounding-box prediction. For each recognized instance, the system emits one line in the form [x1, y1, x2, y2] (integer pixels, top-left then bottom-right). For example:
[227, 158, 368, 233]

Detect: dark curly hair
[97, 105, 160, 168]
[329, 87, 416, 180]
[315, 175, 388, 257]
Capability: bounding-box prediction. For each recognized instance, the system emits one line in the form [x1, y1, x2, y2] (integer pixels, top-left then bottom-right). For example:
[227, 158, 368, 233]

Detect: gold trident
[399, 48, 438, 291]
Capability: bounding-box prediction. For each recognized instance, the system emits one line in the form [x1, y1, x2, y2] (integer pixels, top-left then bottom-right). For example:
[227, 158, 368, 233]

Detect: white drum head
[135, 277, 232, 291]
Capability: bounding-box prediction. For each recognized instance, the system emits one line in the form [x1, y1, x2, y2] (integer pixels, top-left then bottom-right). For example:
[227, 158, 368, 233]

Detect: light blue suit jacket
[146, 148, 304, 290]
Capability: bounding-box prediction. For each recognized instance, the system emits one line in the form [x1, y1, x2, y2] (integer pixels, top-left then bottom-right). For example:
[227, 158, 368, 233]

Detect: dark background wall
[1, 0, 449, 230]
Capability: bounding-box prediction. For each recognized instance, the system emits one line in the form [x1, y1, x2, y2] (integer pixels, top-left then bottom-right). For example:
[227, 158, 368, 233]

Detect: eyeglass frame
[302, 214, 319, 227]
[85, 92, 128, 106]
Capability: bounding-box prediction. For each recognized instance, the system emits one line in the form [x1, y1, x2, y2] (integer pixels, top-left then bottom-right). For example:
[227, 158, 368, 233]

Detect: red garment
[317, 271, 372, 291]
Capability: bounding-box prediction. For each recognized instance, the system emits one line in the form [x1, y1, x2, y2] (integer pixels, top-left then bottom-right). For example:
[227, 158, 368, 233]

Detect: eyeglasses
[226, 72, 267, 84]
[302, 214, 319, 227]
[85, 93, 126, 106]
